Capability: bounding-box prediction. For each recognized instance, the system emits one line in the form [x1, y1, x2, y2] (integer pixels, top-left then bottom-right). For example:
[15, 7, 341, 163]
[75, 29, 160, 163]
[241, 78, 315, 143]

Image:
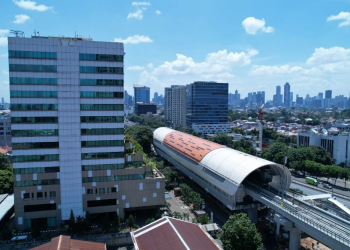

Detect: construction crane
[257, 102, 264, 153]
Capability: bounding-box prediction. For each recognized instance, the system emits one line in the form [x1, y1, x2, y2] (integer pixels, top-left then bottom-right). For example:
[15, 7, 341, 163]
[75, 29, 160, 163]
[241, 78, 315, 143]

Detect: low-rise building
[135, 102, 157, 116]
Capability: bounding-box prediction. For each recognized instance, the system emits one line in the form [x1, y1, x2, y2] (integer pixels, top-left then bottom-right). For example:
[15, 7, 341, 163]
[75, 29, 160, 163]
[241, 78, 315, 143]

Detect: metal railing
[244, 183, 350, 246]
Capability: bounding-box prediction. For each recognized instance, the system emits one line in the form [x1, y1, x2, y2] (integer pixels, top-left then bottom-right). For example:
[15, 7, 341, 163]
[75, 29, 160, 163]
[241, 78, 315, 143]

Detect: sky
[0, 0, 349, 102]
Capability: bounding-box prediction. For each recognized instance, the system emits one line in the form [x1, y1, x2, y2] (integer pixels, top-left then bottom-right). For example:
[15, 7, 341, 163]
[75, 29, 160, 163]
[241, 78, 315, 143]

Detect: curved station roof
[154, 127, 291, 188]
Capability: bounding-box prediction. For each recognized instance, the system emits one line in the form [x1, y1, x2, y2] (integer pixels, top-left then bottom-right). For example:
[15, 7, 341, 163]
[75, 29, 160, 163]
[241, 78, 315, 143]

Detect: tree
[125, 126, 153, 154]
[101, 213, 110, 233]
[127, 215, 135, 231]
[75, 215, 84, 235]
[1, 223, 12, 243]
[0, 169, 13, 193]
[211, 133, 233, 147]
[193, 214, 209, 224]
[112, 212, 120, 232]
[173, 212, 182, 219]
[67, 209, 75, 235]
[220, 213, 263, 250]
[0, 153, 11, 170]
[182, 212, 189, 221]
[83, 211, 92, 235]
[145, 218, 155, 225]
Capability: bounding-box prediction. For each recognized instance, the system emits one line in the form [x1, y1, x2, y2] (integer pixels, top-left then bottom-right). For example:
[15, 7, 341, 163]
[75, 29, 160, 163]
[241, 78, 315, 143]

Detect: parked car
[323, 183, 332, 189]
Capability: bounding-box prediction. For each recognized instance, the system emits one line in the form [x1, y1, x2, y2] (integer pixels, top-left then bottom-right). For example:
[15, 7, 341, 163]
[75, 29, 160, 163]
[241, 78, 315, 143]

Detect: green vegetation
[179, 183, 204, 211]
[192, 214, 210, 224]
[145, 218, 155, 225]
[219, 213, 263, 250]
[127, 214, 135, 230]
[127, 113, 165, 129]
[175, 126, 200, 137]
[125, 126, 153, 154]
[211, 133, 257, 155]
[0, 153, 13, 193]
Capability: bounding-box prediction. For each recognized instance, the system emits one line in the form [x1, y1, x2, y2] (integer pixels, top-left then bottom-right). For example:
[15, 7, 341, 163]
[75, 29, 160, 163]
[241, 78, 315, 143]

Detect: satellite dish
[322, 128, 328, 135]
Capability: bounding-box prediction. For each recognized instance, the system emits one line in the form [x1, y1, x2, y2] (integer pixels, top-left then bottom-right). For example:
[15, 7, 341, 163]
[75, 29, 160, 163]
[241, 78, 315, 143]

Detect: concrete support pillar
[276, 222, 281, 236]
[289, 227, 301, 250]
[247, 207, 258, 224]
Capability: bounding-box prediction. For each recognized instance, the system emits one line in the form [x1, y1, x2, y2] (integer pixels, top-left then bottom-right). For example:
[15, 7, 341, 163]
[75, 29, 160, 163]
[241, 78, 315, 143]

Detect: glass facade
[81, 152, 124, 159]
[9, 64, 57, 72]
[80, 66, 123, 74]
[80, 104, 123, 111]
[80, 79, 123, 86]
[134, 86, 150, 103]
[12, 129, 58, 137]
[81, 128, 123, 135]
[9, 50, 57, 59]
[81, 140, 123, 147]
[80, 116, 123, 123]
[186, 81, 228, 127]
[13, 142, 59, 150]
[10, 77, 57, 85]
[14, 179, 60, 187]
[11, 117, 58, 124]
[10, 91, 57, 98]
[11, 104, 58, 111]
[80, 91, 123, 98]
[13, 167, 60, 174]
[79, 53, 123, 62]
[82, 163, 125, 171]
[13, 154, 59, 162]
[82, 174, 145, 183]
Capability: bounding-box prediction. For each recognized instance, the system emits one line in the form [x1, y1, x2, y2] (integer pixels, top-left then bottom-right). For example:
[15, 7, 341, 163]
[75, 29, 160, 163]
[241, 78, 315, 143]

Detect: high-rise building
[164, 87, 172, 125]
[318, 93, 323, 100]
[124, 90, 129, 105]
[153, 92, 159, 104]
[273, 86, 283, 107]
[186, 81, 229, 134]
[1, 97, 4, 104]
[325, 90, 332, 99]
[284, 82, 291, 109]
[164, 86, 186, 128]
[9, 35, 164, 230]
[134, 85, 150, 104]
[262, 91, 265, 104]
[290, 92, 293, 107]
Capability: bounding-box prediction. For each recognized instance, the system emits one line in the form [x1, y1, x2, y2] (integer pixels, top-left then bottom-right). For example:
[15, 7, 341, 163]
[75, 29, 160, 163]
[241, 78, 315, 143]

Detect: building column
[247, 207, 258, 224]
[276, 221, 281, 236]
[289, 227, 301, 250]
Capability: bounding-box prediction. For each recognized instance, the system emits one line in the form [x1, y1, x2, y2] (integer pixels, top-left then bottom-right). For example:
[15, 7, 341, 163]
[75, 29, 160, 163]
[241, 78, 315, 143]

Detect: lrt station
[154, 127, 350, 250]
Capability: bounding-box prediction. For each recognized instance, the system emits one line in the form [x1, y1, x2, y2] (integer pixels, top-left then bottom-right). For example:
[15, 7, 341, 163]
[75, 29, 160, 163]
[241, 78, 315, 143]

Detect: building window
[10, 77, 57, 85]
[13, 154, 59, 162]
[82, 174, 145, 183]
[81, 128, 123, 135]
[81, 140, 123, 147]
[11, 117, 58, 124]
[50, 191, 56, 198]
[79, 66, 123, 74]
[11, 104, 58, 111]
[9, 50, 57, 59]
[87, 199, 117, 207]
[81, 164, 125, 171]
[13, 142, 59, 150]
[80, 116, 123, 123]
[12, 129, 59, 136]
[111, 187, 117, 193]
[80, 91, 123, 98]
[14, 179, 60, 187]
[24, 203, 56, 212]
[80, 79, 123, 86]
[37, 192, 43, 198]
[9, 64, 57, 72]
[10, 91, 57, 98]
[79, 53, 123, 62]
[45, 192, 47, 198]
[87, 189, 93, 195]
[81, 152, 124, 160]
[99, 188, 105, 194]
[23, 193, 30, 199]
[80, 104, 123, 111]
[13, 167, 59, 174]
[107, 188, 109, 193]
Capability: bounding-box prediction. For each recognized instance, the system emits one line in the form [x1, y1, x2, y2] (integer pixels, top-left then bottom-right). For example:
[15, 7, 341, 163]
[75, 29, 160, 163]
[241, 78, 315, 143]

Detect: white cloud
[127, 65, 145, 70]
[242, 17, 274, 35]
[13, 14, 30, 24]
[0, 30, 9, 46]
[114, 35, 153, 44]
[156, 10, 161, 15]
[0, 53, 8, 57]
[132, 2, 151, 6]
[147, 63, 154, 69]
[327, 11, 350, 27]
[2, 70, 9, 75]
[128, 9, 144, 20]
[306, 46, 350, 64]
[13, 0, 52, 11]
[0, 29, 9, 36]
[250, 65, 321, 76]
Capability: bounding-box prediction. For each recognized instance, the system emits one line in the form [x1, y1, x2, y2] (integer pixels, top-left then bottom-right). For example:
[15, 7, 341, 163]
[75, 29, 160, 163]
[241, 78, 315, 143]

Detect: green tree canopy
[0, 153, 11, 171]
[125, 126, 153, 154]
[127, 215, 135, 230]
[211, 133, 233, 147]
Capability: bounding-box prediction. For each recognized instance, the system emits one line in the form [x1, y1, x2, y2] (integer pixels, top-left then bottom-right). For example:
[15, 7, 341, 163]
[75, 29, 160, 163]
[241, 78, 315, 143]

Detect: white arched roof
[154, 127, 174, 142]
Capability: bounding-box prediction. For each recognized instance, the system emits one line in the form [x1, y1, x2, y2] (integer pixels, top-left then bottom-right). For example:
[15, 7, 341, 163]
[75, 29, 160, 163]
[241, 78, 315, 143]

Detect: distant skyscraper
[325, 90, 332, 99]
[273, 86, 283, 107]
[262, 91, 265, 104]
[318, 93, 323, 100]
[124, 90, 129, 105]
[284, 82, 291, 109]
[290, 92, 293, 107]
[154, 92, 159, 104]
[164, 88, 172, 125]
[1, 97, 4, 104]
[134, 85, 150, 103]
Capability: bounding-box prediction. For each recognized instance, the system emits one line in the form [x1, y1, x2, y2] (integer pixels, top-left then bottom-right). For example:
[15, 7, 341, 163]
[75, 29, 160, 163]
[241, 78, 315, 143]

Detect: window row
[82, 174, 145, 183]
[80, 91, 123, 98]
[10, 91, 57, 98]
[82, 163, 124, 171]
[9, 50, 57, 59]
[13, 142, 59, 150]
[13, 154, 59, 162]
[81, 140, 123, 147]
[23, 191, 56, 199]
[126, 161, 143, 168]
[81, 152, 124, 159]
[87, 199, 116, 207]
[12, 129, 58, 137]
[80, 104, 123, 111]
[11, 104, 58, 111]
[9, 64, 57, 72]
[79, 53, 123, 62]
[11, 117, 58, 124]
[10, 77, 57, 85]
[80, 66, 123, 74]
[14, 179, 60, 187]
[13, 166, 60, 174]
[86, 187, 117, 195]
[80, 116, 123, 123]
[81, 128, 123, 135]
[80, 79, 123, 86]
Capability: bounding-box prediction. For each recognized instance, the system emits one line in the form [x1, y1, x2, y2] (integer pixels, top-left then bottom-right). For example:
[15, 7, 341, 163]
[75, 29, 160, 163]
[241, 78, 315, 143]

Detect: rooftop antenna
[10, 30, 25, 37]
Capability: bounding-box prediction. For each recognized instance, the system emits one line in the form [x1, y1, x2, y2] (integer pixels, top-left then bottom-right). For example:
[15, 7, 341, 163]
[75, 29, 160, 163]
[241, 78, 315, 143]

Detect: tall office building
[164, 87, 172, 125]
[262, 91, 265, 104]
[186, 81, 229, 134]
[171, 86, 186, 128]
[134, 85, 150, 104]
[124, 90, 129, 105]
[318, 93, 323, 100]
[273, 86, 283, 107]
[1, 97, 4, 104]
[325, 90, 332, 99]
[290, 92, 293, 107]
[9, 35, 164, 230]
[153, 92, 159, 104]
[284, 82, 291, 109]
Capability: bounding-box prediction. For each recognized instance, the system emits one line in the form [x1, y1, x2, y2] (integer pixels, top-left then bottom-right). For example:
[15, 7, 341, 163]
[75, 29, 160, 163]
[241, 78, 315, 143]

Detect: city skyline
[0, 1, 349, 102]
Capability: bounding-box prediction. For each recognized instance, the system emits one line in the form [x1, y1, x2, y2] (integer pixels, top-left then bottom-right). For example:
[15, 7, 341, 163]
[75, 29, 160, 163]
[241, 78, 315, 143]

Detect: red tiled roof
[163, 130, 225, 163]
[30, 235, 106, 250]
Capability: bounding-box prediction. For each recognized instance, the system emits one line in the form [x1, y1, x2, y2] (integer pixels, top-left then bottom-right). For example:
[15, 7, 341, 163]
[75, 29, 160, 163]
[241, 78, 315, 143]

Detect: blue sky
[0, 0, 349, 102]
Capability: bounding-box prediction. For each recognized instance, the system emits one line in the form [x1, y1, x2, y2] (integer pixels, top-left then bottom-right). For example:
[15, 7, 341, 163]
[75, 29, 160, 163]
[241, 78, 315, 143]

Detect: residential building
[9, 35, 164, 230]
[284, 82, 291, 109]
[186, 81, 229, 134]
[135, 102, 157, 115]
[134, 85, 150, 104]
[164, 85, 186, 128]
[0, 113, 11, 146]
[164, 87, 172, 125]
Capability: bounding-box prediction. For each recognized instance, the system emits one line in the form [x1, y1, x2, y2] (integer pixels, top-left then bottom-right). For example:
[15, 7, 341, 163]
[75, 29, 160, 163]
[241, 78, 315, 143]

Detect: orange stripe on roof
[163, 131, 225, 163]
